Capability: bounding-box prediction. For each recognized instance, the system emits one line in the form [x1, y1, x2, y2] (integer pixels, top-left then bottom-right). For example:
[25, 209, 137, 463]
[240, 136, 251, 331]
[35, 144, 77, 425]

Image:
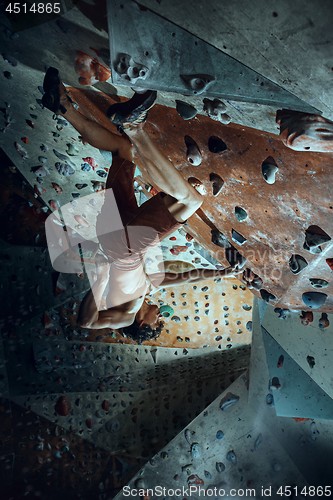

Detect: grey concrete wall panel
[107, 0, 319, 113]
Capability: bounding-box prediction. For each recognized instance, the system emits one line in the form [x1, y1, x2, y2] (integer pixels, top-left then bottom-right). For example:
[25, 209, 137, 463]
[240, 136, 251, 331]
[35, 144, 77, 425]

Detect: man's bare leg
[126, 126, 203, 222]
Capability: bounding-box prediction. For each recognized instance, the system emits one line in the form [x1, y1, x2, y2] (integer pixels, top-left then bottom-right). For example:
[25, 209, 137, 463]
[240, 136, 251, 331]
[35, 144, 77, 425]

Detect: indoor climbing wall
[34, 86, 333, 315]
[142, 104, 333, 313]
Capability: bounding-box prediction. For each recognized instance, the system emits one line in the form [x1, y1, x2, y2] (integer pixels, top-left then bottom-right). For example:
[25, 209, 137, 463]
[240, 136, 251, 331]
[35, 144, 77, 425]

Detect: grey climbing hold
[254, 434, 263, 450]
[235, 206, 248, 222]
[185, 136, 202, 166]
[188, 177, 207, 195]
[216, 462, 226, 472]
[231, 229, 247, 245]
[75, 183, 88, 190]
[309, 278, 329, 289]
[55, 162, 75, 176]
[208, 136, 227, 153]
[211, 229, 231, 248]
[180, 73, 216, 95]
[191, 442, 201, 459]
[246, 321, 253, 332]
[226, 450, 237, 464]
[262, 157, 279, 184]
[266, 393, 274, 406]
[203, 98, 230, 124]
[306, 355, 315, 369]
[96, 170, 108, 178]
[184, 428, 194, 444]
[171, 315, 181, 322]
[216, 430, 224, 439]
[274, 308, 289, 319]
[289, 254, 308, 274]
[204, 470, 212, 479]
[114, 53, 150, 84]
[209, 172, 224, 196]
[304, 225, 331, 249]
[176, 100, 197, 120]
[220, 392, 240, 411]
[260, 289, 277, 302]
[302, 291, 327, 309]
[66, 143, 79, 156]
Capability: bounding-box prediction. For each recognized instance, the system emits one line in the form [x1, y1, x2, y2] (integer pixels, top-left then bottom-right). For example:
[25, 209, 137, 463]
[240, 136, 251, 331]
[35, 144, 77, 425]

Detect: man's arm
[154, 266, 240, 288]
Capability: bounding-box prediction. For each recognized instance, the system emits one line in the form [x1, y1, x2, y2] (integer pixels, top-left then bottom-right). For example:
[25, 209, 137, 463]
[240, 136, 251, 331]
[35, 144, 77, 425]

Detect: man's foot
[107, 90, 157, 128]
[42, 67, 71, 114]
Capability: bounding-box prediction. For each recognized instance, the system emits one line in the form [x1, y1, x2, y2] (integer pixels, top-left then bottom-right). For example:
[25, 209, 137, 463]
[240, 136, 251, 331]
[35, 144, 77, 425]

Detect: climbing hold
[302, 291, 327, 309]
[184, 429, 194, 444]
[300, 311, 314, 325]
[3, 70, 13, 79]
[114, 53, 149, 84]
[242, 304, 252, 311]
[211, 229, 230, 248]
[187, 177, 206, 195]
[304, 225, 331, 250]
[53, 149, 74, 165]
[204, 470, 212, 479]
[187, 474, 204, 486]
[55, 162, 75, 176]
[55, 396, 71, 416]
[49, 200, 59, 211]
[220, 392, 239, 411]
[159, 305, 174, 318]
[185, 136, 202, 166]
[266, 393, 274, 406]
[180, 73, 216, 94]
[209, 172, 224, 196]
[51, 182, 62, 194]
[260, 289, 277, 302]
[226, 450, 237, 464]
[306, 355, 315, 369]
[191, 443, 201, 459]
[246, 321, 253, 332]
[203, 98, 231, 123]
[274, 308, 289, 319]
[289, 254, 308, 274]
[31, 166, 48, 177]
[175, 100, 197, 120]
[216, 430, 224, 439]
[171, 316, 181, 323]
[309, 278, 329, 289]
[216, 462, 226, 472]
[262, 157, 278, 184]
[319, 313, 330, 329]
[91, 181, 104, 192]
[231, 229, 247, 245]
[75, 183, 88, 190]
[277, 355, 284, 368]
[235, 206, 248, 222]
[74, 215, 89, 227]
[208, 136, 227, 153]
[254, 434, 263, 450]
[81, 162, 91, 172]
[14, 142, 28, 159]
[96, 170, 107, 178]
[66, 143, 79, 156]
[270, 376, 281, 390]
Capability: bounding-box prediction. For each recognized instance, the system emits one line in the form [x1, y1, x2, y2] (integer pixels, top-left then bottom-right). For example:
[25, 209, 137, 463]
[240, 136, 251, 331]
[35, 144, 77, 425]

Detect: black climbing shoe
[107, 90, 157, 127]
[42, 67, 67, 114]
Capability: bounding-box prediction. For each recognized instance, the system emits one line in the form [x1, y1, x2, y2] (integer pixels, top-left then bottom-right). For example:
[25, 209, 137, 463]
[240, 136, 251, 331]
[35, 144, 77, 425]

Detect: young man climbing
[42, 67, 240, 342]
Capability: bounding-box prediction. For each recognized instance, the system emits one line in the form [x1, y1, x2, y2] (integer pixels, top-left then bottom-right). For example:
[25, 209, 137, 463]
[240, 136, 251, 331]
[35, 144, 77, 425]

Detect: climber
[42, 67, 239, 341]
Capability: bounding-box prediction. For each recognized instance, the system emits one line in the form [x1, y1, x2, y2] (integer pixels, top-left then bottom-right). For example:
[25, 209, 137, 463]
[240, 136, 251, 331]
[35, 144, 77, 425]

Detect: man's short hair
[122, 319, 163, 344]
